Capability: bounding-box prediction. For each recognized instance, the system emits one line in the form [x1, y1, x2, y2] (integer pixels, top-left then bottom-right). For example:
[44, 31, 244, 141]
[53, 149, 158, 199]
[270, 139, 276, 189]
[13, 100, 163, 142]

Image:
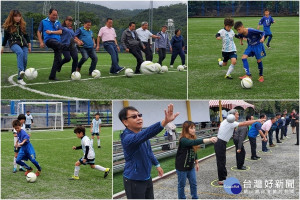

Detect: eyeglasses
[126, 113, 143, 119]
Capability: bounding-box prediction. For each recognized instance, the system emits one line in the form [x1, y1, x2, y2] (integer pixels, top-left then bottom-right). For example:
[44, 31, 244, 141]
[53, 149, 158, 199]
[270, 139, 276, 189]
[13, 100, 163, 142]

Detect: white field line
[2, 135, 111, 142]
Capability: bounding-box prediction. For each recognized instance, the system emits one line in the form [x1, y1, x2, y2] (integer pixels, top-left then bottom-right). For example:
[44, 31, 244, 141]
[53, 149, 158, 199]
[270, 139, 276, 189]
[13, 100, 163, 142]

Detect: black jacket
[2, 24, 30, 48]
[121, 28, 144, 50]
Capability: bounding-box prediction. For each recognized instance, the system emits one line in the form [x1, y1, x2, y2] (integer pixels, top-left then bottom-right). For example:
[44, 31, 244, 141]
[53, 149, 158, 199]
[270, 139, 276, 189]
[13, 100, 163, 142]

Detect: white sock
[97, 139, 100, 146]
[219, 61, 223, 66]
[226, 64, 235, 76]
[74, 166, 80, 176]
[14, 157, 17, 169]
[94, 165, 106, 172]
[91, 139, 93, 146]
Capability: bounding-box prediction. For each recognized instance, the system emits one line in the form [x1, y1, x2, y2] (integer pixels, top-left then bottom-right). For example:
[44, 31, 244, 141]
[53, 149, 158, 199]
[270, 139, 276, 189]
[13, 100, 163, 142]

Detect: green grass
[113, 137, 235, 194]
[1, 127, 112, 199]
[188, 17, 299, 99]
[1, 52, 186, 99]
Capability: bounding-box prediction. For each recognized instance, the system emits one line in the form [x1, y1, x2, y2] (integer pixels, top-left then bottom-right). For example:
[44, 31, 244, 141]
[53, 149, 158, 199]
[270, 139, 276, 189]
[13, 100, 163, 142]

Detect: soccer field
[1, 127, 112, 199]
[1, 52, 187, 99]
[188, 17, 299, 99]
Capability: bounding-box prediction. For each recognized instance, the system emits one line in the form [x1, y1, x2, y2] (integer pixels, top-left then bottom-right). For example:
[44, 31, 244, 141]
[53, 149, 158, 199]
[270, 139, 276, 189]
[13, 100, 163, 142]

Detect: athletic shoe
[19, 71, 25, 79]
[255, 156, 261, 159]
[258, 76, 264, 82]
[69, 175, 79, 180]
[225, 75, 233, 79]
[13, 168, 17, 173]
[76, 67, 81, 72]
[237, 166, 247, 170]
[36, 171, 41, 177]
[116, 67, 125, 74]
[218, 58, 222, 67]
[104, 168, 110, 178]
[251, 157, 258, 160]
[134, 71, 141, 74]
[277, 141, 282, 143]
[295, 143, 299, 145]
[280, 137, 285, 140]
[266, 44, 271, 49]
[49, 77, 60, 81]
[24, 168, 33, 176]
[269, 144, 276, 147]
[170, 65, 173, 68]
[98, 146, 101, 148]
[239, 75, 252, 80]
[19, 167, 25, 171]
[17, 79, 26, 85]
[218, 181, 224, 185]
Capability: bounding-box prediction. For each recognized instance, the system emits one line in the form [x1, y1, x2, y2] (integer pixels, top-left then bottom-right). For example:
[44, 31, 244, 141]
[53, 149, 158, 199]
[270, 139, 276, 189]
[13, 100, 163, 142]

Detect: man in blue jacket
[118, 104, 179, 199]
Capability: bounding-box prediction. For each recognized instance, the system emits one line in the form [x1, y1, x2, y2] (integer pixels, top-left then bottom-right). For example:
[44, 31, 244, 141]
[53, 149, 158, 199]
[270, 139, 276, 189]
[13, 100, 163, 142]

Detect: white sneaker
[170, 65, 173, 68]
[19, 71, 25, 79]
[17, 79, 26, 85]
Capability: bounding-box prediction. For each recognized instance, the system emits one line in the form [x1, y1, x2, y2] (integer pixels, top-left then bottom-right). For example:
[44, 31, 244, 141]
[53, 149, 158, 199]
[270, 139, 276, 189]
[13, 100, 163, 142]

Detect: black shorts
[222, 51, 237, 63]
[79, 158, 95, 165]
[25, 124, 31, 129]
[91, 132, 100, 136]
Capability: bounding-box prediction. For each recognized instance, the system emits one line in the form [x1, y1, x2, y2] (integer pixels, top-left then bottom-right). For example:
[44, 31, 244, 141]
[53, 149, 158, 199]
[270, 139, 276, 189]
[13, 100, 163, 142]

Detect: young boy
[12, 120, 42, 176]
[25, 111, 33, 132]
[75, 20, 98, 75]
[234, 21, 266, 82]
[90, 112, 101, 148]
[13, 114, 26, 173]
[70, 126, 110, 180]
[257, 9, 275, 49]
[216, 18, 237, 79]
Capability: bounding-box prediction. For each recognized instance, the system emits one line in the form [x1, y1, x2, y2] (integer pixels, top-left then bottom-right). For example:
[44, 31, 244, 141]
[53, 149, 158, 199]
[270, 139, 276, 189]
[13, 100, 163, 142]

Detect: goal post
[17, 102, 64, 131]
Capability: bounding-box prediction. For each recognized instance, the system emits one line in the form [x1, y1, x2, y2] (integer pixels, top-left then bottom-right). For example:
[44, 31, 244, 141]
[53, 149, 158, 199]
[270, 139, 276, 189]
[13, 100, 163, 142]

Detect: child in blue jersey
[69, 126, 110, 180]
[75, 20, 98, 76]
[257, 9, 275, 49]
[90, 112, 102, 148]
[12, 120, 42, 176]
[216, 18, 238, 79]
[234, 21, 266, 82]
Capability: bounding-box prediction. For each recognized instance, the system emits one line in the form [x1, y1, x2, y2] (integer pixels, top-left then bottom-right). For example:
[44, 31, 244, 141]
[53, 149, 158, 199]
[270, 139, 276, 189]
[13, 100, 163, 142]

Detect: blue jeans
[103, 42, 123, 73]
[176, 168, 198, 199]
[78, 47, 98, 74]
[269, 129, 274, 145]
[10, 44, 28, 80]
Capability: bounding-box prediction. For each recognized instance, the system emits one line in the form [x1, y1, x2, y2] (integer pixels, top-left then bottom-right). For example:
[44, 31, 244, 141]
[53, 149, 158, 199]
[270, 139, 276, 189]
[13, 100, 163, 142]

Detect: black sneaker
[255, 156, 261, 159]
[237, 166, 247, 170]
[277, 141, 282, 143]
[49, 77, 60, 81]
[251, 157, 258, 160]
[98, 146, 101, 148]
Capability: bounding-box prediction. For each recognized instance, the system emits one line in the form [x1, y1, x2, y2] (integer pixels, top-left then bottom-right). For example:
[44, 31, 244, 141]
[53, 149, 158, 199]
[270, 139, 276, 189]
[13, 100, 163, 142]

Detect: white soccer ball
[227, 114, 236, 123]
[140, 61, 156, 75]
[177, 65, 184, 71]
[241, 77, 253, 89]
[71, 71, 81, 80]
[154, 63, 162, 73]
[91, 70, 101, 78]
[25, 68, 38, 80]
[125, 68, 134, 77]
[161, 65, 168, 73]
[26, 172, 37, 183]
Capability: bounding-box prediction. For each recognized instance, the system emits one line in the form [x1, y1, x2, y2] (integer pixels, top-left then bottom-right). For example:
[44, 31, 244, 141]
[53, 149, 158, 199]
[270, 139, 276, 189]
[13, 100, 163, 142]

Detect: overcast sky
[83, 1, 186, 10]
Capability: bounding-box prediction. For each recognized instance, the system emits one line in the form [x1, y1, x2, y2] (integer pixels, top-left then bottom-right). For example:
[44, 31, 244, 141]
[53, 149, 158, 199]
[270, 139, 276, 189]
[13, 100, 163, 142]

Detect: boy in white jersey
[90, 112, 101, 148]
[70, 126, 110, 180]
[12, 114, 26, 173]
[25, 111, 33, 132]
[216, 18, 238, 79]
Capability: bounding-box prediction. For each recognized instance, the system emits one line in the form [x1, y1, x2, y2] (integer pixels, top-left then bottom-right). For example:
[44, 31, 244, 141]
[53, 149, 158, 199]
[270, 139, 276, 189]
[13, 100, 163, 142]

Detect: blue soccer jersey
[17, 129, 30, 145]
[259, 16, 274, 35]
[238, 28, 265, 46]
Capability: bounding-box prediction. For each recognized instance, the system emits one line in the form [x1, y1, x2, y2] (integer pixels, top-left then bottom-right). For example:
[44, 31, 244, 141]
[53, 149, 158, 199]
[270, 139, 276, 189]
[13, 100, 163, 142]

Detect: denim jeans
[268, 129, 274, 145]
[103, 42, 123, 73]
[78, 47, 98, 74]
[262, 137, 268, 151]
[10, 44, 28, 80]
[176, 168, 198, 199]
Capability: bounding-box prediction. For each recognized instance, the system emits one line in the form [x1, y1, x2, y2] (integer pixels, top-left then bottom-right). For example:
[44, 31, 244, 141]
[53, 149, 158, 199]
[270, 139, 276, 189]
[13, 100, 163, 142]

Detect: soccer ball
[125, 68, 134, 77]
[71, 71, 81, 80]
[177, 65, 184, 71]
[241, 77, 253, 89]
[26, 172, 37, 183]
[153, 63, 162, 73]
[91, 70, 101, 78]
[140, 61, 156, 75]
[161, 65, 168, 73]
[227, 114, 236, 123]
[25, 68, 38, 80]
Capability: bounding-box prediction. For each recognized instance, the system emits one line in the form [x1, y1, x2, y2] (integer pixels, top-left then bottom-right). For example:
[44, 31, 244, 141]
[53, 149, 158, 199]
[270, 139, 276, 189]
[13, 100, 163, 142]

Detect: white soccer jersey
[218, 28, 237, 52]
[81, 136, 95, 160]
[92, 118, 101, 133]
[25, 114, 33, 125]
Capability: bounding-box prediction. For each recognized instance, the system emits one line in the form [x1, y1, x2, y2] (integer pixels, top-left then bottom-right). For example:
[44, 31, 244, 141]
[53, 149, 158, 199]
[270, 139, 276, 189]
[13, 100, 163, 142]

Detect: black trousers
[158, 48, 166, 65]
[214, 139, 227, 181]
[123, 177, 154, 199]
[280, 126, 286, 139]
[142, 42, 153, 61]
[296, 124, 299, 144]
[46, 39, 64, 79]
[248, 136, 257, 158]
[233, 139, 246, 168]
[59, 47, 78, 74]
[129, 47, 144, 73]
[275, 128, 281, 142]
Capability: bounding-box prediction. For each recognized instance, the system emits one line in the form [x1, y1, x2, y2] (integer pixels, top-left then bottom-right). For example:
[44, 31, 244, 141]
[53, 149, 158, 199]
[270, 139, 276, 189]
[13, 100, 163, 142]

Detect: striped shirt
[218, 28, 237, 52]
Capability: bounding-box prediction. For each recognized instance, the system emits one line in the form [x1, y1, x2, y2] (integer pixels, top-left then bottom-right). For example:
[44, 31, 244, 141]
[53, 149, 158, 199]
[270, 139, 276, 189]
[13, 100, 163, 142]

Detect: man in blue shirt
[118, 104, 179, 199]
[234, 21, 266, 83]
[75, 20, 98, 76]
[37, 8, 69, 81]
[257, 9, 275, 49]
[248, 114, 267, 160]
